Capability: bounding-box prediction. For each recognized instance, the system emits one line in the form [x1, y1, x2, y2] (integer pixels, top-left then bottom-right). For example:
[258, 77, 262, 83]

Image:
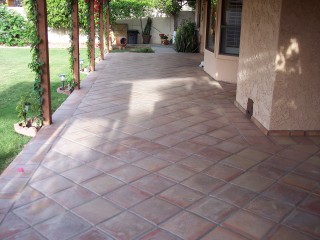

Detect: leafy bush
[175, 21, 198, 53]
[0, 5, 30, 46]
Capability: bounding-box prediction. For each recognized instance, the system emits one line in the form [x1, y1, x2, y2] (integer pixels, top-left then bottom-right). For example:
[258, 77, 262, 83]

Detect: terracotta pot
[116, 36, 127, 49]
[142, 35, 151, 44]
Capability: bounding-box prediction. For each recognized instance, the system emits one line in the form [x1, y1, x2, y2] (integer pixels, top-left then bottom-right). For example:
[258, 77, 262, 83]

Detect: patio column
[72, 0, 80, 89]
[235, 0, 320, 135]
[37, 0, 52, 125]
[99, 0, 104, 60]
[106, 0, 111, 53]
[89, 0, 95, 71]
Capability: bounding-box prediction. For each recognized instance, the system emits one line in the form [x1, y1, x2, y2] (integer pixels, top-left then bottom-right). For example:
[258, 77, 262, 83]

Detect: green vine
[21, 0, 44, 125]
[84, 0, 91, 68]
[66, 0, 75, 88]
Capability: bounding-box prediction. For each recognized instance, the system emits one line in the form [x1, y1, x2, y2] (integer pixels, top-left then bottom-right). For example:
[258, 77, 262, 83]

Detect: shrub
[175, 21, 198, 53]
[0, 5, 30, 46]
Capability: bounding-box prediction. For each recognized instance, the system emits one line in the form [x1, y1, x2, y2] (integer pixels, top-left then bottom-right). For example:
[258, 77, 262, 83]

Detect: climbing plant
[21, 0, 44, 124]
[66, 0, 76, 87]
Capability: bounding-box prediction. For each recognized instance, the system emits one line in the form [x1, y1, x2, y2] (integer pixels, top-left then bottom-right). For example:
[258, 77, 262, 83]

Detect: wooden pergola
[37, 0, 111, 125]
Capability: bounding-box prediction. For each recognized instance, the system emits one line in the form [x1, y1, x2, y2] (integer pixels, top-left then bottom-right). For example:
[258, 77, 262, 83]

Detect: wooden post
[106, 0, 111, 53]
[99, 0, 104, 60]
[37, 0, 52, 125]
[72, 0, 80, 89]
[89, 0, 95, 71]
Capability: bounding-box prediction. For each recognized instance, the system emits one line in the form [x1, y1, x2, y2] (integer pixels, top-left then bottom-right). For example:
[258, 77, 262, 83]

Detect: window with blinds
[219, 0, 242, 55]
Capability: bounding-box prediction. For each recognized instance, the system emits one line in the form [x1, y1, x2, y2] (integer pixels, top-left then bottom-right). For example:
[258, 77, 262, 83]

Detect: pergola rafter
[35, 0, 107, 125]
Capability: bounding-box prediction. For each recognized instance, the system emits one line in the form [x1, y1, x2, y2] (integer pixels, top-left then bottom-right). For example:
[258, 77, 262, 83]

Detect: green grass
[0, 47, 88, 172]
[110, 46, 154, 53]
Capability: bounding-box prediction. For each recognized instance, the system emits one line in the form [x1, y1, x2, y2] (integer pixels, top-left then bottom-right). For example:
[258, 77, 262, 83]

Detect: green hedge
[0, 5, 30, 46]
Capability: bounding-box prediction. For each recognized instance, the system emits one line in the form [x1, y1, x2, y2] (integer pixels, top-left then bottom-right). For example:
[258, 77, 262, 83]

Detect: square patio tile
[201, 226, 248, 240]
[82, 174, 124, 195]
[109, 165, 149, 183]
[178, 155, 214, 172]
[284, 210, 320, 238]
[236, 148, 270, 162]
[97, 212, 154, 240]
[158, 185, 204, 208]
[245, 196, 293, 222]
[280, 173, 318, 191]
[87, 156, 125, 173]
[42, 155, 83, 173]
[210, 184, 256, 207]
[13, 186, 44, 209]
[72, 198, 122, 224]
[263, 156, 300, 171]
[221, 154, 259, 171]
[140, 229, 181, 240]
[134, 141, 168, 154]
[160, 211, 215, 240]
[214, 141, 246, 154]
[299, 194, 320, 216]
[157, 165, 196, 182]
[31, 175, 74, 196]
[181, 174, 225, 194]
[50, 185, 97, 209]
[277, 149, 312, 162]
[155, 148, 192, 163]
[34, 212, 91, 240]
[197, 146, 231, 162]
[154, 135, 185, 147]
[174, 141, 208, 153]
[13, 198, 65, 226]
[133, 156, 170, 172]
[110, 147, 149, 163]
[249, 164, 287, 180]
[131, 174, 175, 195]
[223, 210, 275, 239]
[61, 165, 102, 183]
[0, 213, 29, 239]
[189, 135, 222, 146]
[104, 185, 151, 209]
[263, 183, 308, 205]
[131, 197, 181, 224]
[5, 228, 45, 240]
[188, 197, 237, 223]
[231, 172, 274, 193]
[71, 229, 114, 240]
[267, 226, 314, 240]
[294, 163, 320, 181]
[205, 163, 243, 181]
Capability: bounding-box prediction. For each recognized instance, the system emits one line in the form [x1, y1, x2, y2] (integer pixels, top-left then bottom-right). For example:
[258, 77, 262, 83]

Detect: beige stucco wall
[236, 0, 320, 131]
[235, 0, 282, 129]
[204, 50, 239, 83]
[269, 0, 320, 130]
[201, 0, 239, 83]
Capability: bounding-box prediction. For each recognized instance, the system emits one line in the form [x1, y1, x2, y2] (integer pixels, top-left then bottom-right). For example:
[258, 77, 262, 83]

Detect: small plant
[132, 47, 154, 53]
[175, 21, 198, 53]
[159, 33, 168, 40]
[16, 92, 42, 127]
[142, 17, 152, 36]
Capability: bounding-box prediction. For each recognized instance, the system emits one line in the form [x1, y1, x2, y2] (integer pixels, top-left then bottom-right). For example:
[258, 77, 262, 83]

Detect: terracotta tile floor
[1, 52, 320, 240]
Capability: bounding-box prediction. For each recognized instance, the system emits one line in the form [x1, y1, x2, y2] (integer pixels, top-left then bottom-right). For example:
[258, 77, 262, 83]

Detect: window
[219, 0, 242, 55]
[206, 0, 217, 52]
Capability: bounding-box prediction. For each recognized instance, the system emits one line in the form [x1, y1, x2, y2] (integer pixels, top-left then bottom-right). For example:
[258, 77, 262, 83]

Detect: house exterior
[196, 0, 320, 135]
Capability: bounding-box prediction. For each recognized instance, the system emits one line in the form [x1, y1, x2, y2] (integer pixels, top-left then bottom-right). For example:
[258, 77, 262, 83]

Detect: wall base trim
[234, 101, 320, 136]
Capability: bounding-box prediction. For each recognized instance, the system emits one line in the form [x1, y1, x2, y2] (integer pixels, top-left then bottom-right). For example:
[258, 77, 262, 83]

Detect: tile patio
[0, 51, 320, 239]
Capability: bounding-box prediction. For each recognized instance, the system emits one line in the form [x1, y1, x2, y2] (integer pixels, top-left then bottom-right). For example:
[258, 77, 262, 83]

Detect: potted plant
[14, 92, 42, 137]
[142, 17, 152, 44]
[159, 33, 169, 45]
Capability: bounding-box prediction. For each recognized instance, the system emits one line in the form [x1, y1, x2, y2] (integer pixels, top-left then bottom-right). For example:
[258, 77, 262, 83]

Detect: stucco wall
[204, 50, 239, 83]
[269, 0, 320, 130]
[235, 0, 282, 129]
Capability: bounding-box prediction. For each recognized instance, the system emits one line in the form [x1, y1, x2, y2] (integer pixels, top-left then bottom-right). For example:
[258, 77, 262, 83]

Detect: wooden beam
[89, 0, 95, 71]
[106, 0, 111, 53]
[37, 0, 52, 125]
[99, 0, 104, 60]
[72, 0, 80, 89]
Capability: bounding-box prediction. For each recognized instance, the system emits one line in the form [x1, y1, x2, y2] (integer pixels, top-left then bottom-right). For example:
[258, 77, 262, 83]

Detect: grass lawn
[0, 47, 88, 172]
